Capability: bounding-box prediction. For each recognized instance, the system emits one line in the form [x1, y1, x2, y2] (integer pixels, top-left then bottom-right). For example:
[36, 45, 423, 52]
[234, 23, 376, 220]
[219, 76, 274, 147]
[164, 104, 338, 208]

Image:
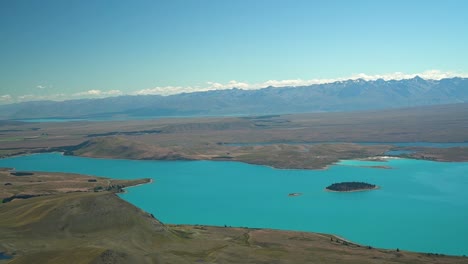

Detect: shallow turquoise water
[14, 118, 88, 122]
[0, 252, 12, 260]
[1, 153, 467, 256]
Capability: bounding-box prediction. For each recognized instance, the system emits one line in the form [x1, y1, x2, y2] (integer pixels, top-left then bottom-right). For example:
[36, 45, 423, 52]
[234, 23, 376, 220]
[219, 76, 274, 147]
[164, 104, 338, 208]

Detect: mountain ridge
[1, 77, 467, 119]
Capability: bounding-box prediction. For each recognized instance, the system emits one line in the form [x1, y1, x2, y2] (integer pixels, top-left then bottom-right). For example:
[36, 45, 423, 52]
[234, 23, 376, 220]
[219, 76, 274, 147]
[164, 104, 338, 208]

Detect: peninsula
[1, 104, 468, 170]
[0, 169, 464, 263]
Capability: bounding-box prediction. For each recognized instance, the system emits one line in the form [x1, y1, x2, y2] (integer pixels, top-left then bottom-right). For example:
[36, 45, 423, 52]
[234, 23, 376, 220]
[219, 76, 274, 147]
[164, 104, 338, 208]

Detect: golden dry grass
[1, 191, 467, 264]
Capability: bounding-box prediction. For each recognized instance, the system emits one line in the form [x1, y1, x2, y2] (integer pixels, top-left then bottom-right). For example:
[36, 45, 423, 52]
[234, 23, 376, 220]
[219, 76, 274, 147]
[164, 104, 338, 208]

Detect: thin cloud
[3, 70, 467, 105]
[135, 86, 188, 96]
[206, 80, 250, 90]
[135, 70, 468, 96]
[0, 90, 123, 105]
[73, 89, 122, 97]
[17, 94, 67, 102]
[0, 94, 12, 102]
[134, 81, 253, 96]
[17, 94, 36, 101]
[36, 84, 54, 89]
[259, 70, 468, 88]
[344, 70, 468, 82]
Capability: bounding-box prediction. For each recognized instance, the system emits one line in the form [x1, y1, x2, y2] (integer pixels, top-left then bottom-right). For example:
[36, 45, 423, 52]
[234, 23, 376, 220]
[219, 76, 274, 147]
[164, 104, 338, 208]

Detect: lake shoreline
[325, 186, 380, 193]
[119, 178, 153, 194]
[4, 146, 468, 172]
[1, 153, 468, 256]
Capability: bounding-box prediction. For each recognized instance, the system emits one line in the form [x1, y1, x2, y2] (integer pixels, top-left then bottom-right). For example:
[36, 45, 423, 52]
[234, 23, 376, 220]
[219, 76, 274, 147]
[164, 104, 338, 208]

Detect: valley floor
[2, 106, 468, 169]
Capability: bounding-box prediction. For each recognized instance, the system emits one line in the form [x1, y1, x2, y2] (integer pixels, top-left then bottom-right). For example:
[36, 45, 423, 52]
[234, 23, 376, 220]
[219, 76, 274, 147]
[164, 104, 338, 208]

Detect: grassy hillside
[0, 192, 169, 264]
[0, 169, 149, 201]
[234, 143, 389, 169]
[1, 104, 468, 262]
[67, 137, 191, 160]
[0, 169, 466, 263]
[1, 191, 467, 264]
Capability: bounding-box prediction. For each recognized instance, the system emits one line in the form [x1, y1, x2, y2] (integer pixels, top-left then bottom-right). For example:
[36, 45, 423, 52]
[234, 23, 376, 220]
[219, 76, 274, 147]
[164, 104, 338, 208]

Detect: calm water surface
[0, 153, 467, 256]
[0, 252, 12, 260]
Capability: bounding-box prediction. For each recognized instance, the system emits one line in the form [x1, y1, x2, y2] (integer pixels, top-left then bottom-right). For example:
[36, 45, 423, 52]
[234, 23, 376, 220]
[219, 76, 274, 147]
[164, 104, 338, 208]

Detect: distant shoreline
[3, 150, 468, 173]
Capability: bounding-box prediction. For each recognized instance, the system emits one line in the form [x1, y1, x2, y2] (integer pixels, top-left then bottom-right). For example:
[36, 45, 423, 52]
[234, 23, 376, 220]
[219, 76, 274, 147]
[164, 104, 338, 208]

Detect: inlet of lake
[1, 153, 467, 256]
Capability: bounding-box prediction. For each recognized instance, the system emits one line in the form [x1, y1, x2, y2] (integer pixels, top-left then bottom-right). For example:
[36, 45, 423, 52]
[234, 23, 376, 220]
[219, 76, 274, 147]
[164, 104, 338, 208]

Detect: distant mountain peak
[353, 78, 366, 83]
[1, 77, 467, 119]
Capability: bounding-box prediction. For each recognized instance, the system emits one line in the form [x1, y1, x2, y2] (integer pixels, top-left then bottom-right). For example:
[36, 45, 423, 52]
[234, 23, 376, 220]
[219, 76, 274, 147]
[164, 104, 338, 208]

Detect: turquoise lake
[0, 153, 467, 256]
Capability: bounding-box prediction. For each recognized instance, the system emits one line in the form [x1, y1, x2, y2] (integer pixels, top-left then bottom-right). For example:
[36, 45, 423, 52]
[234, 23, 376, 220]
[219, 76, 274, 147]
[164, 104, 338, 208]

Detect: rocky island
[326, 182, 378, 192]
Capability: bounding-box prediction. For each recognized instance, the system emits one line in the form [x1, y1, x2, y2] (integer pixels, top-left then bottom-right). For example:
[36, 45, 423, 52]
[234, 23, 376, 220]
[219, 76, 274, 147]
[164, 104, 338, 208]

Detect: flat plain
[1, 103, 468, 169]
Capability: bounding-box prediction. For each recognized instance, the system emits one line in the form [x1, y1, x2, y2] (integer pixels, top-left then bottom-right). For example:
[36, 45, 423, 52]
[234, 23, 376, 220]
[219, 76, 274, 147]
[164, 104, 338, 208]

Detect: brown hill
[1, 191, 467, 263]
[66, 136, 192, 160]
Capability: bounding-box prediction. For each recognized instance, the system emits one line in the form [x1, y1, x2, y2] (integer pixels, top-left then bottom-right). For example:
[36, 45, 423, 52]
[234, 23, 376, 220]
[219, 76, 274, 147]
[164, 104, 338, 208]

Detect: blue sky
[1, 0, 467, 103]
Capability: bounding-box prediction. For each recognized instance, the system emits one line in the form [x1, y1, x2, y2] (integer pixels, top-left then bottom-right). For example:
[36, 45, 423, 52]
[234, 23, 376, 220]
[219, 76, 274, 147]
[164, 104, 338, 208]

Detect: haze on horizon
[1, 0, 467, 104]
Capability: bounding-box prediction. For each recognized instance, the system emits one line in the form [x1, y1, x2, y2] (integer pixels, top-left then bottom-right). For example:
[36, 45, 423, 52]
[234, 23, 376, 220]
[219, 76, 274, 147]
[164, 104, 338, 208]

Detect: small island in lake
[326, 182, 378, 192]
